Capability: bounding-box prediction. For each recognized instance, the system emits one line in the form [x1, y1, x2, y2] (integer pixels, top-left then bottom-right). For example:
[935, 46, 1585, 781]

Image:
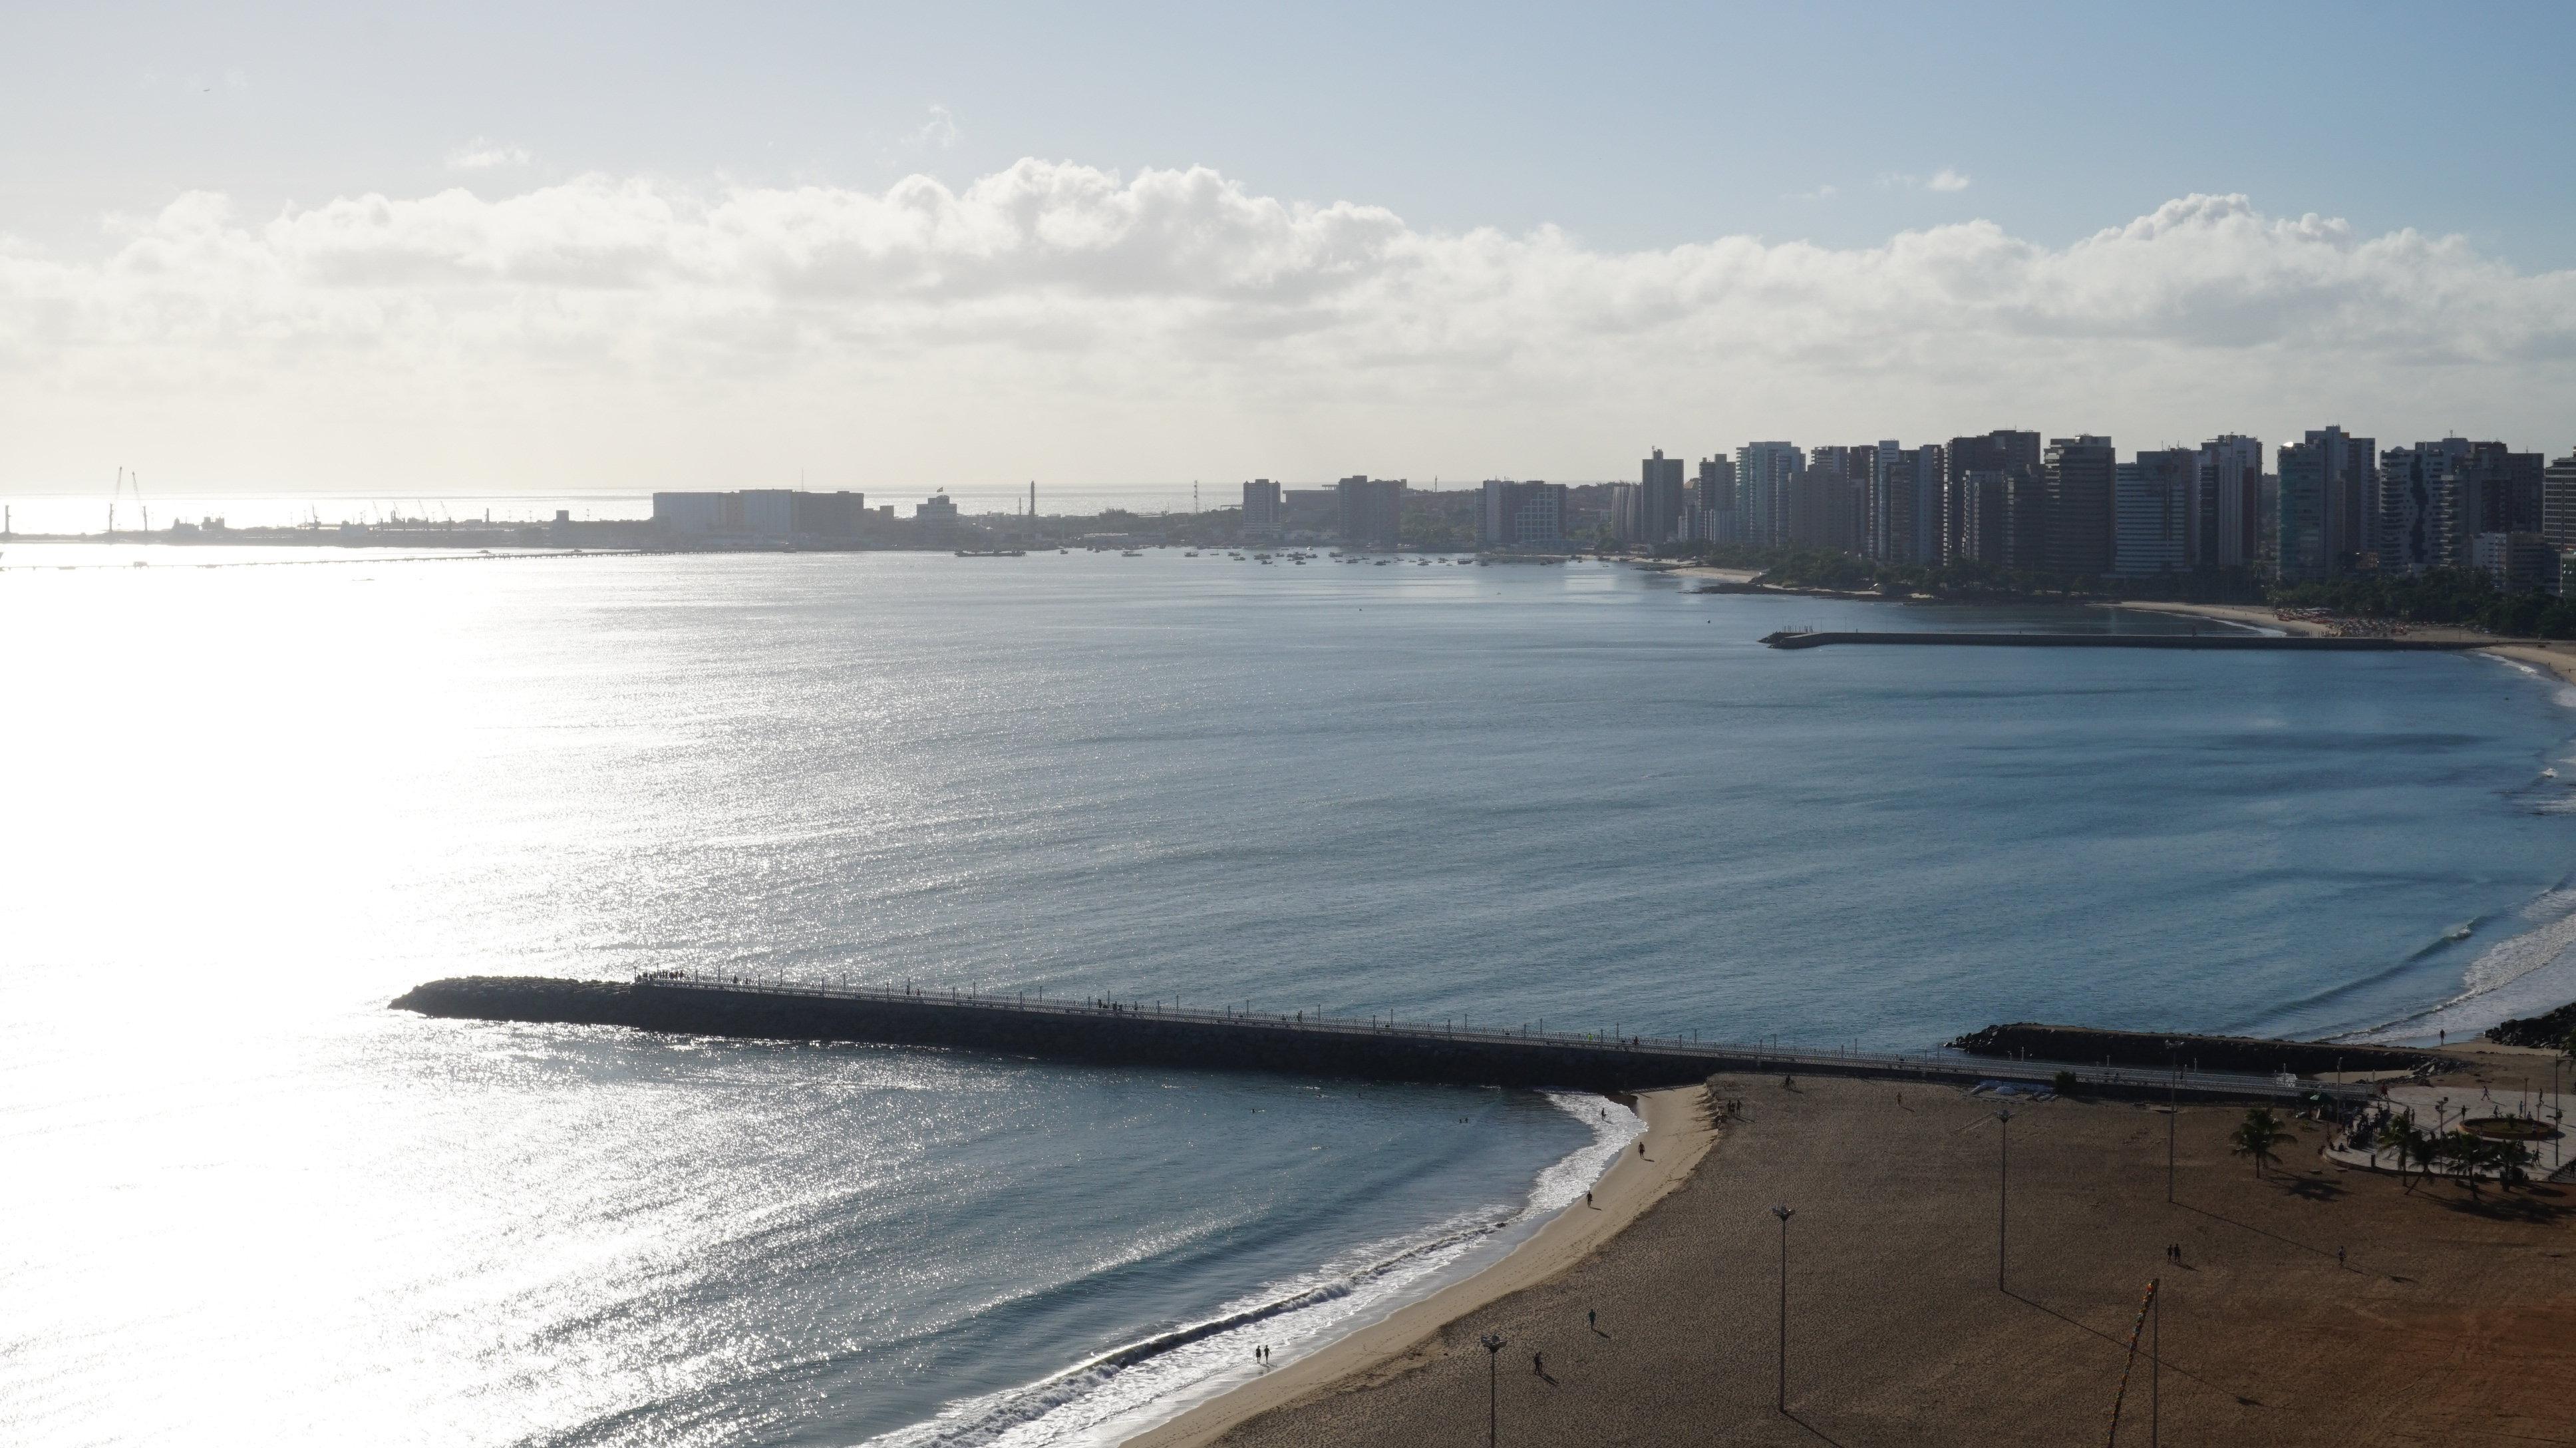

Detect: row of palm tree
[2227, 1105, 2541, 1196]
[2370, 1118, 2539, 1196]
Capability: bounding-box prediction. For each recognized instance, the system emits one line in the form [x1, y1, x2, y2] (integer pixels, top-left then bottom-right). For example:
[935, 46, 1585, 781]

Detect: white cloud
[2, 164, 2571, 488]
[1880, 168, 1971, 192]
[1790, 184, 1839, 201]
[905, 104, 961, 152]
[444, 139, 533, 171]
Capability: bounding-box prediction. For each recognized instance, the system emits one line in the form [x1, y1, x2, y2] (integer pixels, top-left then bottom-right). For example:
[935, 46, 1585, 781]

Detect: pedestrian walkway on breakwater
[393, 972, 2376, 1105]
[1761, 629, 2492, 652]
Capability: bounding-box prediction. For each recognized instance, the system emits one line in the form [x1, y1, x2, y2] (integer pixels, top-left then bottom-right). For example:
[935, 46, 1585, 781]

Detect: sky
[5, 1, 2575, 496]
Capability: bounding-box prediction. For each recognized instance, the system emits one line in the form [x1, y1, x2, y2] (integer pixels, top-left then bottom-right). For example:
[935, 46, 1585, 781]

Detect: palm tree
[2230, 1106, 2289, 1177]
[2400, 1125, 2442, 1192]
[2374, 1117, 2420, 1191]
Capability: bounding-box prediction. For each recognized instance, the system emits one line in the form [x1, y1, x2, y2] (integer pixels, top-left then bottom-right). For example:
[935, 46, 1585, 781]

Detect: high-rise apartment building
[2378, 439, 2475, 572]
[1335, 476, 1406, 551]
[1867, 444, 1944, 565]
[1478, 480, 1567, 550]
[1734, 442, 1804, 547]
[2044, 435, 2117, 576]
[2276, 427, 2376, 580]
[2197, 435, 2263, 568]
[2114, 451, 2195, 576]
[1954, 470, 2008, 564]
[1607, 482, 1642, 546]
[1781, 464, 1863, 553]
[1945, 431, 2041, 562]
[2005, 467, 2049, 570]
[2544, 451, 2576, 550]
[2277, 441, 2333, 582]
[1694, 456, 1738, 543]
[1639, 449, 1687, 545]
[1242, 478, 1283, 540]
[2459, 443, 2545, 538]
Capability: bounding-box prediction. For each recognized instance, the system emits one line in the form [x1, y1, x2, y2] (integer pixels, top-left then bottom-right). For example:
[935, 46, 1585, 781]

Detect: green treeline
[2271, 568, 2576, 639]
[1672, 542, 2576, 635]
[1673, 543, 2269, 605]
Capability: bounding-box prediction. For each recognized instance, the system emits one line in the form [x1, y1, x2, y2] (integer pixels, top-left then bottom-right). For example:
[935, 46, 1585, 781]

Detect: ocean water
[5, 547, 2573, 1446]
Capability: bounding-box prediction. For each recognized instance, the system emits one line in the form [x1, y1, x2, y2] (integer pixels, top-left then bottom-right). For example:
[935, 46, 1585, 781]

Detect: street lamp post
[1478, 1332, 1506, 1447]
[1994, 1107, 2015, 1292]
[2162, 1039, 2183, 1204]
[2151, 1275, 2162, 1448]
[1771, 1204, 1795, 1413]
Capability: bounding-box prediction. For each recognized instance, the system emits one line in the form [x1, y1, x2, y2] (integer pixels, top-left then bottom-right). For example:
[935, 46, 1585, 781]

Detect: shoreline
[1121, 1084, 1712, 1448]
[2112, 600, 2576, 687]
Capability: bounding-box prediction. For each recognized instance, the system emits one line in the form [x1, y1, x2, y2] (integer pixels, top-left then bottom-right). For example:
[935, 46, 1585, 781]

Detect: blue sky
[4, 2, 2573, 490]
[13, 1, 2573, 259]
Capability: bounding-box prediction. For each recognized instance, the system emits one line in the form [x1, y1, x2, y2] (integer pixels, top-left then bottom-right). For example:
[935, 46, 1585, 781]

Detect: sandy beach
[2114, 600, 2576, 687]
[1126, 1085, 1712, 1448]
[1170, 1049, 2575, 1447]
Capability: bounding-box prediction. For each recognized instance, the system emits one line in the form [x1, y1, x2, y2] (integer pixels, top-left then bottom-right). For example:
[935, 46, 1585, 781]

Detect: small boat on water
[954, 548, 1027, 558]
[1121, 550, 1144, 557]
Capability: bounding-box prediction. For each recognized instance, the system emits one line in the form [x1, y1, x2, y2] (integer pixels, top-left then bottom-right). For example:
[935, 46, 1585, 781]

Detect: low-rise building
[653, 489, 865, 539]
[2472, 531, 2559, 594]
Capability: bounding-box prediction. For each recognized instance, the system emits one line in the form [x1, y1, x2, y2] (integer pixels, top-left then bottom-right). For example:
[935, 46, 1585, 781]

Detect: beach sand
[2114, 600, 2576, 688]
[1171, 1053, 2575, 1447]
[1126, 1085, 1712, 1448]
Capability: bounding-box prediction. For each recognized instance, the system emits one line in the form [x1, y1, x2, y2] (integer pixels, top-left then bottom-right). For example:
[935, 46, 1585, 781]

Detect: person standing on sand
[1587, 1310, 1596, 1332]
[1531, 1350, 1544, 1375]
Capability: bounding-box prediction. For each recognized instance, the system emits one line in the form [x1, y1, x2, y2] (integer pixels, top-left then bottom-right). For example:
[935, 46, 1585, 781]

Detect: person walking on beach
[1531, 1350, 1544, 1375]
[1587, 1309, 1596, 1332]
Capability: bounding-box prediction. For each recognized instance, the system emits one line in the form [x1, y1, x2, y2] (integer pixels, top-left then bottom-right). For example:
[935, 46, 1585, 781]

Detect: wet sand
[1187, 1052, 2576, 1447]
[1128, 1086, 1711, 1448]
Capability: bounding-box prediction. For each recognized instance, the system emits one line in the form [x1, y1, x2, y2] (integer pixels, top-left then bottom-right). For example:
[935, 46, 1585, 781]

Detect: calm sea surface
[5, 547, 2573, 1445]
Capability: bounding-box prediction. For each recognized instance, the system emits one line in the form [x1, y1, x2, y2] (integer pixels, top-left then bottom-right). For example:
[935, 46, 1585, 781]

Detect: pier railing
[634, 970, 2362, 1105]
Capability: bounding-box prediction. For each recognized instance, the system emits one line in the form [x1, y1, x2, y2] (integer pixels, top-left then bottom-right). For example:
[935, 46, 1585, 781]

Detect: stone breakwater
[1762, 630, 2489, 652]
[1949, 1023, 2451, 1078]
[393, 976, 2372, 1103]
[391, 976, 1736, 1094]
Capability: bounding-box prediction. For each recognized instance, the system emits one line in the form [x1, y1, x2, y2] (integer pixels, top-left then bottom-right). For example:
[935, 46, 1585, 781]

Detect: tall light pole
[1994, 1107, 2015, 1292]
[2162, 1039, 2183, 1204]
[1479, 1332, 1506, 1447]
[1771, 1204, 1795, 1413]
[2151, 1275, 2162, 1448]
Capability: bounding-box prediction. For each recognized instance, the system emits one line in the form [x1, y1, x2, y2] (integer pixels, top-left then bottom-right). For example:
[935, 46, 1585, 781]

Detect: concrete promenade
[395, 972, 2368, 1105]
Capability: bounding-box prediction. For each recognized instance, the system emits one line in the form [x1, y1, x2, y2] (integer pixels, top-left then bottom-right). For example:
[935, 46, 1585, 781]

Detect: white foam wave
[2346, 884, 2576, 1044]
[862, 1093, 1643, 1448]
